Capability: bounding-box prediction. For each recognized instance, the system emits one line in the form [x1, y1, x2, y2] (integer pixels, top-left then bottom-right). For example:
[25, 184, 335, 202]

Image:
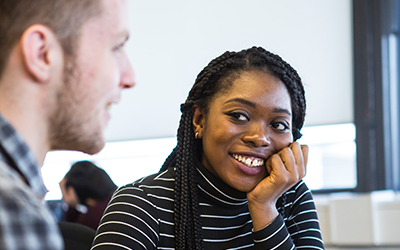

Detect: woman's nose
[242, 123, 271, 147]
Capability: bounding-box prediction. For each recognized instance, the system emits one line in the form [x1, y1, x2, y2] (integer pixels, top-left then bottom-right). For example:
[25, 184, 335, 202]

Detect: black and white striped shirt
[92, 163, 324, 250]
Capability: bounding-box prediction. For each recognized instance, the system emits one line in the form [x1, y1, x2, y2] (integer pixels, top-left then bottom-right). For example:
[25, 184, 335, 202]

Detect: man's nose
[120, 53, 136, 89]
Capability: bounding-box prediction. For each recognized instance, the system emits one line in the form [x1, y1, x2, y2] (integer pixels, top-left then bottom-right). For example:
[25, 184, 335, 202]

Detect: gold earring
[195, 132, 199, 139]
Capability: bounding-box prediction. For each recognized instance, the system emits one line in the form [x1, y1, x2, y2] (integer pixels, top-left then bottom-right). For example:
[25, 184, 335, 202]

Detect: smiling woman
[194, 71, 294, 194]
[91, 47, 324, 250]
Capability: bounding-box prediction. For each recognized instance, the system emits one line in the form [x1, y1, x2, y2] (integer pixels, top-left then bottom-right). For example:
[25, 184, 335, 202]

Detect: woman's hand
[247, 141, 308, 231]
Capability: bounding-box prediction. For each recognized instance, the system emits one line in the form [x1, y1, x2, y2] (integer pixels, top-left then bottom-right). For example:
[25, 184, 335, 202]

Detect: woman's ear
[192, 105, 205, 139]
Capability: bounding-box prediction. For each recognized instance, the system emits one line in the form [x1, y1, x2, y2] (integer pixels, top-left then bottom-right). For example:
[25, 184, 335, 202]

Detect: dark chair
[58, 222, 96, 250]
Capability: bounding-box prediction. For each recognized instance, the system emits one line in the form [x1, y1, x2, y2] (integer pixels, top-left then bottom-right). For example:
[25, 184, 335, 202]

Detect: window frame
[346, 0, 399, 193]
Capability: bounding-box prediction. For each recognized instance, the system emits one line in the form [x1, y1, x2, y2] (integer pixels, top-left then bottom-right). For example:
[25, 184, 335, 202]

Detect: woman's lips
[231, 153, 265, 167]
[231, 153, 265, 176]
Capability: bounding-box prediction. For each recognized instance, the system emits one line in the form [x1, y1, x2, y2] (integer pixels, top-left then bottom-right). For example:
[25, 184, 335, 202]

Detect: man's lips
[106, 99, 120, 111]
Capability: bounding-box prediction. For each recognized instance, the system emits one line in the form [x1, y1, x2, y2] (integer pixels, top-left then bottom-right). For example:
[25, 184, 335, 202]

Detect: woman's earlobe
[192, 105, 204, 129]
[194, 130, 204, 139]
[192, 105, 205, 139]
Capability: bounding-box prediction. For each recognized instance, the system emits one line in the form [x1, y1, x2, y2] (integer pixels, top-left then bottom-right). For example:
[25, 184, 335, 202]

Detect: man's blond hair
[0, 0, 102, 79]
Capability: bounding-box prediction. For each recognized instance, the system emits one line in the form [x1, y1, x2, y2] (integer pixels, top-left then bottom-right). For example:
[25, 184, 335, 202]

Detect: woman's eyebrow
[224, 98, 256, 108]
[273, 108, 292, 116]
[224, 98, 292, 116]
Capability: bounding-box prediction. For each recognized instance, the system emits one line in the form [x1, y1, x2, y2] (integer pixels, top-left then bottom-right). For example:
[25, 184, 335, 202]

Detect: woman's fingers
[277, 147, 296, 172]
[268, 142, 308, 184]
[266, 154, 286, 177]
[252, 143, 309, 201]
[266, 147, 297, 186]
[289, 142, 307, 179]
[301, 144, 309, 175]
[256, 154, 290, 202]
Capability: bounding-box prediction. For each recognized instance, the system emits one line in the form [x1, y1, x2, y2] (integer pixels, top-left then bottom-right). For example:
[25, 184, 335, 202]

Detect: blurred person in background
[60, 161, 117, 231]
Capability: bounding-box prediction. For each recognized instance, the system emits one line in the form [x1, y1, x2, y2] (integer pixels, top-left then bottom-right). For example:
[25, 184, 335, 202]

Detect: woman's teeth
[232, 154, 264, 167]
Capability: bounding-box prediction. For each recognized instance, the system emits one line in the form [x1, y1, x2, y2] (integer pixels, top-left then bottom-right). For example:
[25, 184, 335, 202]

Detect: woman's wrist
[248, 201, 279, 231]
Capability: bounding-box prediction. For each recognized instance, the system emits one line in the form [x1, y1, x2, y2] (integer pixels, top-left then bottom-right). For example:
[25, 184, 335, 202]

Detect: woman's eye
[229, 112, 248, 121]
[273, 122, 288, 131]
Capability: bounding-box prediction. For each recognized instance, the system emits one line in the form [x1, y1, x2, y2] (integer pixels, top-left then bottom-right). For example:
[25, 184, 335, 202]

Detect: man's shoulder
[0, 160, 49, 214]
[0, 161, 64, 249]
[0, 160, 28, 193]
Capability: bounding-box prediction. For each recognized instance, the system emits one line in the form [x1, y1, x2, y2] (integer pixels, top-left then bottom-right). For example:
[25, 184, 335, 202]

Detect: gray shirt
[0, 114, 63, 250]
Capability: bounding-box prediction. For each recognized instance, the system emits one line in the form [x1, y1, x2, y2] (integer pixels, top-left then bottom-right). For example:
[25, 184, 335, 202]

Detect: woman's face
[193, 70, 294, 192]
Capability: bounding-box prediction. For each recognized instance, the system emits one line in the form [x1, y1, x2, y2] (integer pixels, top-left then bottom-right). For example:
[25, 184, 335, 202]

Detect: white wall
[104, 0, 353, 142]
[315, 191, 400, 246]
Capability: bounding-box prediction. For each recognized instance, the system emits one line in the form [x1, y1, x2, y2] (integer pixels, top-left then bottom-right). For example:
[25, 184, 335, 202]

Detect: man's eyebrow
[121, 33, 129, 43]
[224, 98, 292, 116]
[224, 98, 256, 108]
[115, 29, 130, 43]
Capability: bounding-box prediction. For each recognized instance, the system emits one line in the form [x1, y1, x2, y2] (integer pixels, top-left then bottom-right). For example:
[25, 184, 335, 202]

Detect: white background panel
[104, 0, 353, 141]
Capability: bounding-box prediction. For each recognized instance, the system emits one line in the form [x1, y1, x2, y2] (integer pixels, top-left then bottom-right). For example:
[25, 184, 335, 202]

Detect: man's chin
[81, 139, 105, 155]
[50, 137, 105, 155]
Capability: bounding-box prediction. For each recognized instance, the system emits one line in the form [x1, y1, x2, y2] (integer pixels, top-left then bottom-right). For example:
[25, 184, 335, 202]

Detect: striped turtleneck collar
[196, 161, 248, 208]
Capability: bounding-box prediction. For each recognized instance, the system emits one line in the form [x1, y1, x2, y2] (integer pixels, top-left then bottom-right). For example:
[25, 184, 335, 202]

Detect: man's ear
[192, 104, 205, 139]
[20, 24, 63, 83]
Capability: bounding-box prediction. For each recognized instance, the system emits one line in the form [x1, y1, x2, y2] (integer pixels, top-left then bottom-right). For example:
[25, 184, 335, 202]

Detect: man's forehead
[102, 0, 128, 19]
[83, 0, 129, 37]
[97, 0, 129, 31]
